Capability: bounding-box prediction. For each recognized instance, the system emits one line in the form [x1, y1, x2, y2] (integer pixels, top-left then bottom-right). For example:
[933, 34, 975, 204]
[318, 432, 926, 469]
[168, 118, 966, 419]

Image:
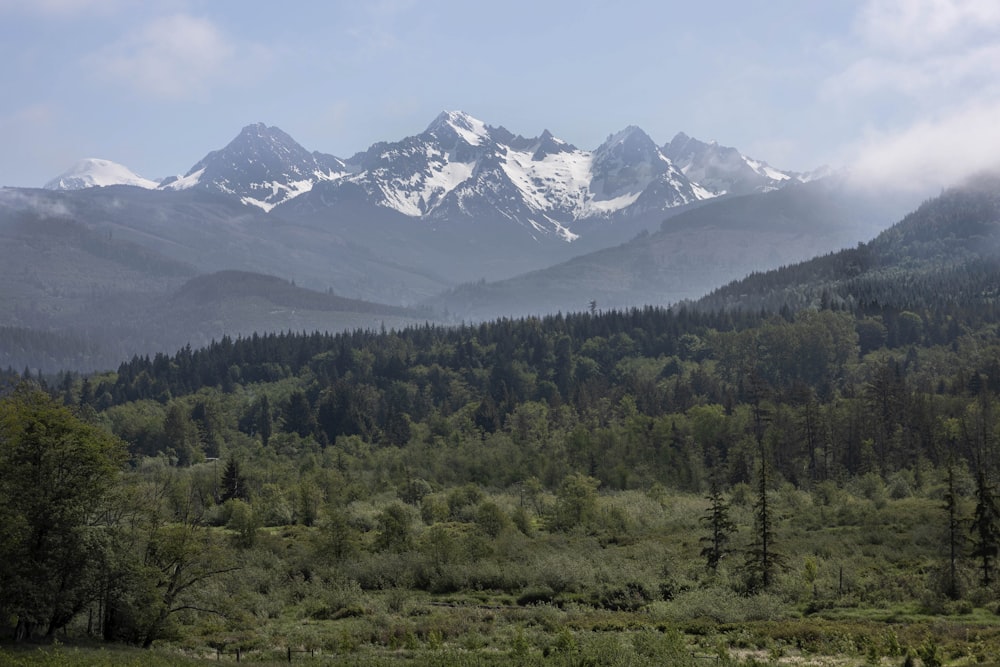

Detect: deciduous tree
[0, 384, 126, 640]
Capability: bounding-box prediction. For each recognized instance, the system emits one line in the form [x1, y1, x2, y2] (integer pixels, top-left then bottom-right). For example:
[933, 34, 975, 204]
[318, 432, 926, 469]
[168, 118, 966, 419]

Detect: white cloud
[856, 0, 1000, 54]
[87, 13, 264, 99]
[0, 188, 72, 217]
[832, 0, 1000, 190]
[827, 42, 1000, 100]
[847, 101, 1000, 192]
[826, 0, 1000, 100]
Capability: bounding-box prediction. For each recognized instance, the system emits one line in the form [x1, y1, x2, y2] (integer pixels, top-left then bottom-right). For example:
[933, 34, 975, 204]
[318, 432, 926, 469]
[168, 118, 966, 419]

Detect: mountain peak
[663, 132, 800, 196]
[531, 129, 575, 160]
[44, 158, 158, 190]
[601, 125, 654, 147]
[160, 123, 347, 209]
[595, 126, 660, 166]
[425, 110, 490, 146]
[225, 123, 306, 156]
[237, 121, 289, 139]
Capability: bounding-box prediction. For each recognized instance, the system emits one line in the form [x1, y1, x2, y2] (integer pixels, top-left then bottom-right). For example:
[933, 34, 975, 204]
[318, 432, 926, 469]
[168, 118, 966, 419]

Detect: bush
[549, 473, 600, 532]
[651, 587, 785, 624]
[375, 502, 414, 553]
[475, 500, 509, 538]
[595, 581, 655, 611]
[517, 587, 556, 606]
[225, 498, 260, 548]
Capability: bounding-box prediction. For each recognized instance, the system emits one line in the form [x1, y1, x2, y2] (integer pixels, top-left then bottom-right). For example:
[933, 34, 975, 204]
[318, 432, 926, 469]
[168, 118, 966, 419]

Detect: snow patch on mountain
[426, 110, 490, 146]
[45, 158, 159, 190]
[501, 144, 593, 216]
[160, 167, 205, 191]
[238, 168, 350, 212]
[381, 148, 476, 217]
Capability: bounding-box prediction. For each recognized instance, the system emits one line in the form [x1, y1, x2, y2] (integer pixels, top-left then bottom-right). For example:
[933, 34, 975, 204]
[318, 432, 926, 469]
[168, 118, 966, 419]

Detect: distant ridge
[173, 270, 419, 318]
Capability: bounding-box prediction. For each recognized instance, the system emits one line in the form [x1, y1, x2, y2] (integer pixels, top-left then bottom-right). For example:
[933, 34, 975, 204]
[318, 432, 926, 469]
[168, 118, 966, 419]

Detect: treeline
[92, 307, 757, 407]
[0, 326, 113, 375]
[38, 295, 1000, 498]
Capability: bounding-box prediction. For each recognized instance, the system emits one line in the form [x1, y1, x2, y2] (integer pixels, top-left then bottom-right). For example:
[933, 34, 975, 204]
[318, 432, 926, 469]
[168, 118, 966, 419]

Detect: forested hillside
[5, 179, 1000, 664]
[698, 173, 1000, 315]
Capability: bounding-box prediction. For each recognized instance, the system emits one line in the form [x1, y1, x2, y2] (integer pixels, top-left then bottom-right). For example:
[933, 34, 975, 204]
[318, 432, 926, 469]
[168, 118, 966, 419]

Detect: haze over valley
[2, 111, 921, 372]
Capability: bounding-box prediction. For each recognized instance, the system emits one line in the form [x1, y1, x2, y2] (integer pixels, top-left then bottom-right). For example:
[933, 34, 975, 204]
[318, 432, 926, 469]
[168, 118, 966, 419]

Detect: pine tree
[700, 473, 736, 571]
[220, 458, 248, 503]
[282, 390, 315, 438]
[971, 468, 1000, 587]
[943, 459, 965, 599]
[742, 375, 784, 592]
[78, 377, 94, 409]
[257, 394, 272, 446]
[743, 450, 784, 592]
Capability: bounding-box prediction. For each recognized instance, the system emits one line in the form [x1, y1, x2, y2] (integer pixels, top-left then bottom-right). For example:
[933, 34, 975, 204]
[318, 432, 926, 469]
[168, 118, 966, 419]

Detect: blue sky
[2, 0, 999, 194]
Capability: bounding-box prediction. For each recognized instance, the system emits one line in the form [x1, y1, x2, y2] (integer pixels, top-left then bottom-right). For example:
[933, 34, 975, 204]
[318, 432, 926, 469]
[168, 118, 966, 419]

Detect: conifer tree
[743, 448, 783, 592]
[257, 394, 272, 446]
[943, 458, 965, 599]
[742, 372, 784, 592]
[700, 472, 736, 571]
[220, 458, 248, 503]
[971, 468, 1000, 587]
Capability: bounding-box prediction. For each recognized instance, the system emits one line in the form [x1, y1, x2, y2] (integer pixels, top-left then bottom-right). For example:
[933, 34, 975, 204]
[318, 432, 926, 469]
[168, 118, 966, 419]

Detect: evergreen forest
[5, 180, 1000, 665]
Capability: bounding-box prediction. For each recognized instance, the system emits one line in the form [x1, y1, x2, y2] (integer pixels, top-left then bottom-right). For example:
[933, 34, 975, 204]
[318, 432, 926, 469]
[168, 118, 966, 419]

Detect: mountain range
[45, 111, 812, 235]
[3, 111, 918, 372]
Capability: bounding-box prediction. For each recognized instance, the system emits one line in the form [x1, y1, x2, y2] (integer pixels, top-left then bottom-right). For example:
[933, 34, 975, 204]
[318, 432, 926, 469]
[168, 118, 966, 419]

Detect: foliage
[17, 181, 1000, 660]
[0, 384, 126, 640]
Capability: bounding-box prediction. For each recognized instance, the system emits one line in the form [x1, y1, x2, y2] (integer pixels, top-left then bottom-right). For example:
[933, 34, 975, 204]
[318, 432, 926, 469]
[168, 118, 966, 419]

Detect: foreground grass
[6, 491, 1000, 666]
[0, 643, 208, 666]
[5, 609, 1000, 667]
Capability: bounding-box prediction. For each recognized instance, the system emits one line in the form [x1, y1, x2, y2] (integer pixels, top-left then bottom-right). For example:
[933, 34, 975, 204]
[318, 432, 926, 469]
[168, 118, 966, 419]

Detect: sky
[1, 0, 999, 194]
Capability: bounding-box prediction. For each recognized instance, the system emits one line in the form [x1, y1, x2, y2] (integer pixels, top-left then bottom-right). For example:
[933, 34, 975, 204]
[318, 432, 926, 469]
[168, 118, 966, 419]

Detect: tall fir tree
[220, 458, 248, 503]
[943, 458, 965, 599]
[971, 468, 1000, 587]
[700, 471, 736, 571]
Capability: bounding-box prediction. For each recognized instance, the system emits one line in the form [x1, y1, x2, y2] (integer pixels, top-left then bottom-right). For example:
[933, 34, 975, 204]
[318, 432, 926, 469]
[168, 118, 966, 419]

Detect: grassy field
[5, 488, 1000, 666]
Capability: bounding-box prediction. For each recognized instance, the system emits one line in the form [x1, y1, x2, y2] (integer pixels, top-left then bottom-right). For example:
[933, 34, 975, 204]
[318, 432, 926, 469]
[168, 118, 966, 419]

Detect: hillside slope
[696, 172, 1000, 314]
[429, 178, 908, 320]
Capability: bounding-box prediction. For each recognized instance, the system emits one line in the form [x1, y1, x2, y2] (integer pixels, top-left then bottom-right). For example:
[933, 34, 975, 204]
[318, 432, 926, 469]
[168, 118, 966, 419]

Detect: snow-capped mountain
[158, 123, 350, 211]
[44, 158, 159, 191]
[662, 132, 803, 196]
[294, 111, 724, 240]
[590, 126, 712, 214]
[45, 112, 815, 242]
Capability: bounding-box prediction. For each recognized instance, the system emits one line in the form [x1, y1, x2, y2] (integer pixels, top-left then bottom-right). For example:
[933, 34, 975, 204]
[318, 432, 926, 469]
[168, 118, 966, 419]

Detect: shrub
[225, 498, 260, 548]
[651, 587, 785, 624]
[375, 502, 414, 553]
[549, 473, 600, 532]
[475, 500, 509, 538]
[517, 587, 556, 606]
